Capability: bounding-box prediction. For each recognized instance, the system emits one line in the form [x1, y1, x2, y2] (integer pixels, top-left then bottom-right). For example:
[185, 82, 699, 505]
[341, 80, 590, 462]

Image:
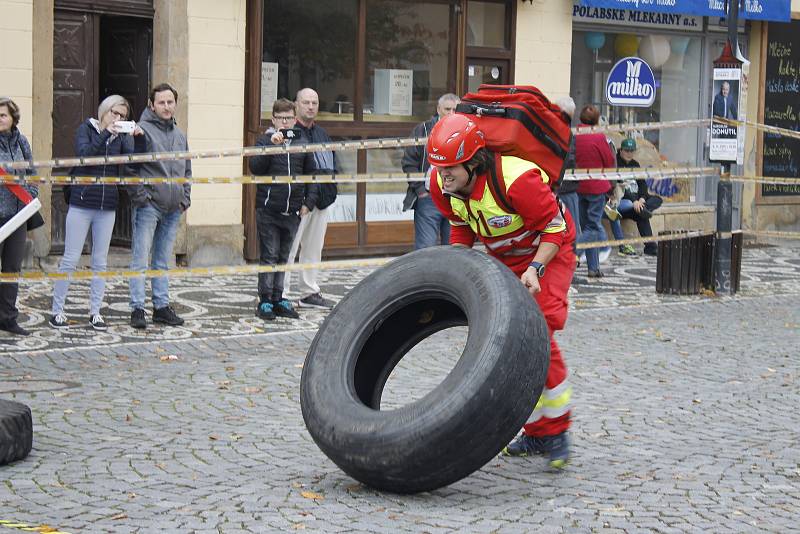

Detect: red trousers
[504, 220, 575, 437]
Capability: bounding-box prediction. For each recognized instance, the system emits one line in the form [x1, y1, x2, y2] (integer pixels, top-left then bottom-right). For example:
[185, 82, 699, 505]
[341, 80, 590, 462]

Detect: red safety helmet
[426, 113, 485, 167]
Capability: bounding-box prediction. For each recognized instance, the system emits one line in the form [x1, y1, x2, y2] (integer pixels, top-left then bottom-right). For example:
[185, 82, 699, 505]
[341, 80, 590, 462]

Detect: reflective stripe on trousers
[526, 379, 572, 424]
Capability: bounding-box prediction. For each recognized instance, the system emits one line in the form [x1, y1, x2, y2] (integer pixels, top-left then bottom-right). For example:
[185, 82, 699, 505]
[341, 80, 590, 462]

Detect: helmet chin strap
[465, 163, 477, 185]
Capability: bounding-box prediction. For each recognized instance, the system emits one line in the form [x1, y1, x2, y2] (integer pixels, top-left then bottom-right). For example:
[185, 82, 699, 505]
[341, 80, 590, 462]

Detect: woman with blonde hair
[0, 96, 38, 335]
[49, 94, 139, 330]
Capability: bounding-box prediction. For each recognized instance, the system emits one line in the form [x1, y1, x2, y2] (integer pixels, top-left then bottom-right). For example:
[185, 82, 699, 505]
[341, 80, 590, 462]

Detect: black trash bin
[655, 231, 742, 295]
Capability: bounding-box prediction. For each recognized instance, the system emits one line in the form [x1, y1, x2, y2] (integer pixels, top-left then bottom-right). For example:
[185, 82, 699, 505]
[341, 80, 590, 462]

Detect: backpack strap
[486, 154, 515, 214]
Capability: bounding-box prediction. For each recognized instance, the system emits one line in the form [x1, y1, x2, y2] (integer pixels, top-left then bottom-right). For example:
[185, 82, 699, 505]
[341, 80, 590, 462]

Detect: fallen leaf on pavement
[301, 491, 324, 501]
[244, 386, 262, 394]
[159, 354, 178, 361]
[111, 513, 128, 520]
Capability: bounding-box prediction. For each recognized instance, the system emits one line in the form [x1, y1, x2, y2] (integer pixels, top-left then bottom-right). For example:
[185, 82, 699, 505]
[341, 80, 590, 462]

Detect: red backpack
[456, 85, 572, 190]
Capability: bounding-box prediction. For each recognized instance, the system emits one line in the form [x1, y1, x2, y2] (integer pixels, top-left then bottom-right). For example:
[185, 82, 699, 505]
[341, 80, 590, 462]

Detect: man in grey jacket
[401, 93, 459, 249]
[128, 83, 191, 329]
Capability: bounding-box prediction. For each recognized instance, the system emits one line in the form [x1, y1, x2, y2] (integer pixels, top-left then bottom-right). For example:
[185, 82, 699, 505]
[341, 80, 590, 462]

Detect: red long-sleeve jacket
[429, 158, 575, 277]
[574, 129, 614, 196]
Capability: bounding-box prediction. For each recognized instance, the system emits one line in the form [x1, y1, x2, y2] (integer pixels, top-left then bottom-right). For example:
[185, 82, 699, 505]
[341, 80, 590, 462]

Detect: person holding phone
[49, 94, 138, 331]
[248, 98, 319, 321]
[0, 96, 38, 336]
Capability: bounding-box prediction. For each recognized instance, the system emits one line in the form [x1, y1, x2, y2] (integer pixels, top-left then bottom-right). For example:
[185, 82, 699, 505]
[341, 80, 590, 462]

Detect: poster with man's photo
[710, 61, 749, 164]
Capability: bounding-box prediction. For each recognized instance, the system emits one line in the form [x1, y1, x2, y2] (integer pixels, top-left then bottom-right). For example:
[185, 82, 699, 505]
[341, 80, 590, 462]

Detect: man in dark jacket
[128, 83, 192, 330]
[249, 98, 319, 321]
[401, 93, 459, 249]
[284, 88, 338, 309]
[615, 138, 662, 256]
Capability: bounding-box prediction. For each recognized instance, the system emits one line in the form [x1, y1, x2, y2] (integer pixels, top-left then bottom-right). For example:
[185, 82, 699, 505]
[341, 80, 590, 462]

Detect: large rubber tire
[300, 247, 550, 493]
[0, 399, 33, 466]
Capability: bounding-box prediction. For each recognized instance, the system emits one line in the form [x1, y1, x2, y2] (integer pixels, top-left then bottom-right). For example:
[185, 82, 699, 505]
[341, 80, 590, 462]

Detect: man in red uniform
[427, 113, 576, 468]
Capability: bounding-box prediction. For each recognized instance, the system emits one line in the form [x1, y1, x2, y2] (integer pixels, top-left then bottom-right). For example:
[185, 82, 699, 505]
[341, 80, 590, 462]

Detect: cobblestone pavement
[3, 244, 799, 354]
[0, 245, 798, 533]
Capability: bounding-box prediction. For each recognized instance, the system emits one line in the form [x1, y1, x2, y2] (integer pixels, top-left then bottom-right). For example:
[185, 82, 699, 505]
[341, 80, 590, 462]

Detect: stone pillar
[151, 0, 245, 266]
[514, 0, 574, 98]
[31, 0, 54, 260]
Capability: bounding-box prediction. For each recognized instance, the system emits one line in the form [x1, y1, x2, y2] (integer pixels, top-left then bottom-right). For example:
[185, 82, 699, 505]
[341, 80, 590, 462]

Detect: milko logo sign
[605, 57, 656, 107]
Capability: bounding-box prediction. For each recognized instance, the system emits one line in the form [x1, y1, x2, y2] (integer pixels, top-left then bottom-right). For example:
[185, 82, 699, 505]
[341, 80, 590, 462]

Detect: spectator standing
[553, 96, 580, 260]
[0, 97, 38, 336]
[50, 95, 137, 330]
[285, 88, 337, 309]
[128, 83, 191, 330]
[249, 98, 319, 321]
[574, 105, 614, 279]
[401, 93, 460, 249]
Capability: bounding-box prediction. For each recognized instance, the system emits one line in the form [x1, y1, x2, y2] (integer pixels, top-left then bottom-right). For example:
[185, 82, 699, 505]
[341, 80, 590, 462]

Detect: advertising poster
[710, 67, 741, 162]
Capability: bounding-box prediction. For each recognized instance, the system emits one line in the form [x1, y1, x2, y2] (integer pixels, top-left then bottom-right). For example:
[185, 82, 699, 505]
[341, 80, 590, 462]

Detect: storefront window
[467, 1, 507, 48]
[327, 139, 358, 223]
[570, 30, 703, 203]
[262, 0, 357, 121]
[365, 1, 452, 122]
[365, 147, 413, 222]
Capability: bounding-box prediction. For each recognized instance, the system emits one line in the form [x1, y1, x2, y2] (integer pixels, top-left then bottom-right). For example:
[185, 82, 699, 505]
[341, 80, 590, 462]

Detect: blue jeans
[129, 204, 182, 310]
[608, 200, 627, 241]
[558, 192, 580, 255]
[52, 206, 116, 316]
[576, 193, 607, 272]
[414, 195, 450, 249]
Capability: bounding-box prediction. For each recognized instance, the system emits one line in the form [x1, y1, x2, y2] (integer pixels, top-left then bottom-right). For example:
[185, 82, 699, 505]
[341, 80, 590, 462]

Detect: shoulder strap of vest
[487, 154, 515, 214]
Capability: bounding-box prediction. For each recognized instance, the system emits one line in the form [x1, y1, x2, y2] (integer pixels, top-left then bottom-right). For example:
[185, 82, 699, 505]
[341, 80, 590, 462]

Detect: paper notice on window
[374, 69, 413, 116]
[261, 62, 279, 114]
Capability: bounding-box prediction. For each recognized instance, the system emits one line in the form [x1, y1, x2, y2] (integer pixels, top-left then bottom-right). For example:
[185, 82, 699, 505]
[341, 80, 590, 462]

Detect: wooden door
[100, 16, 153, 247]
[52, 9, 99, 251]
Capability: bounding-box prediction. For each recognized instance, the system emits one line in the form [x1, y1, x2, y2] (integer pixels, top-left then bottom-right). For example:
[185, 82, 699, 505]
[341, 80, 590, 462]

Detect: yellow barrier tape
[743, 230, 800, 240]
[3, 173, 426, 185]
[715, 116, 800, 142]
[727, 175, 800, 186]
[571, 118, 712, 136]
[0, 519, 72, 534]
[2, 118, 731, 172]
[4, 136, 426, 171]
[0, 231, 746, 283]
[5, 117, 796, 172]
[575, 230, 716, 250]
[2, 166, 726, 185]
[0, 258, 393, 283]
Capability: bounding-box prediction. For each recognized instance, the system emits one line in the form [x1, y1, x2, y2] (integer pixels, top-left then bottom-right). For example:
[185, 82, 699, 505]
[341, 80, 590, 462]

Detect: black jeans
[622, 196, 663, 252]
[256, 208, 300, 302]
[0, 217, 27, 324]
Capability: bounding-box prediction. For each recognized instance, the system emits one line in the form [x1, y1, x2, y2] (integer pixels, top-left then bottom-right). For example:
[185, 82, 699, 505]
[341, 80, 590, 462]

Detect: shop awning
[577, 1, 791, 22]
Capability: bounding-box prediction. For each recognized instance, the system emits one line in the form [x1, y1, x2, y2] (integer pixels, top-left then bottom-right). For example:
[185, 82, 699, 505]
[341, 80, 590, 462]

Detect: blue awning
[578, 0, 791, 22]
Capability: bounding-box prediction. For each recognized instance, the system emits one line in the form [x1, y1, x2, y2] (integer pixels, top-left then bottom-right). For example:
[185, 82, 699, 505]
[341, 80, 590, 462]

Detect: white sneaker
[90, 314, 108, 331]
[49, 313, 68, 329]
